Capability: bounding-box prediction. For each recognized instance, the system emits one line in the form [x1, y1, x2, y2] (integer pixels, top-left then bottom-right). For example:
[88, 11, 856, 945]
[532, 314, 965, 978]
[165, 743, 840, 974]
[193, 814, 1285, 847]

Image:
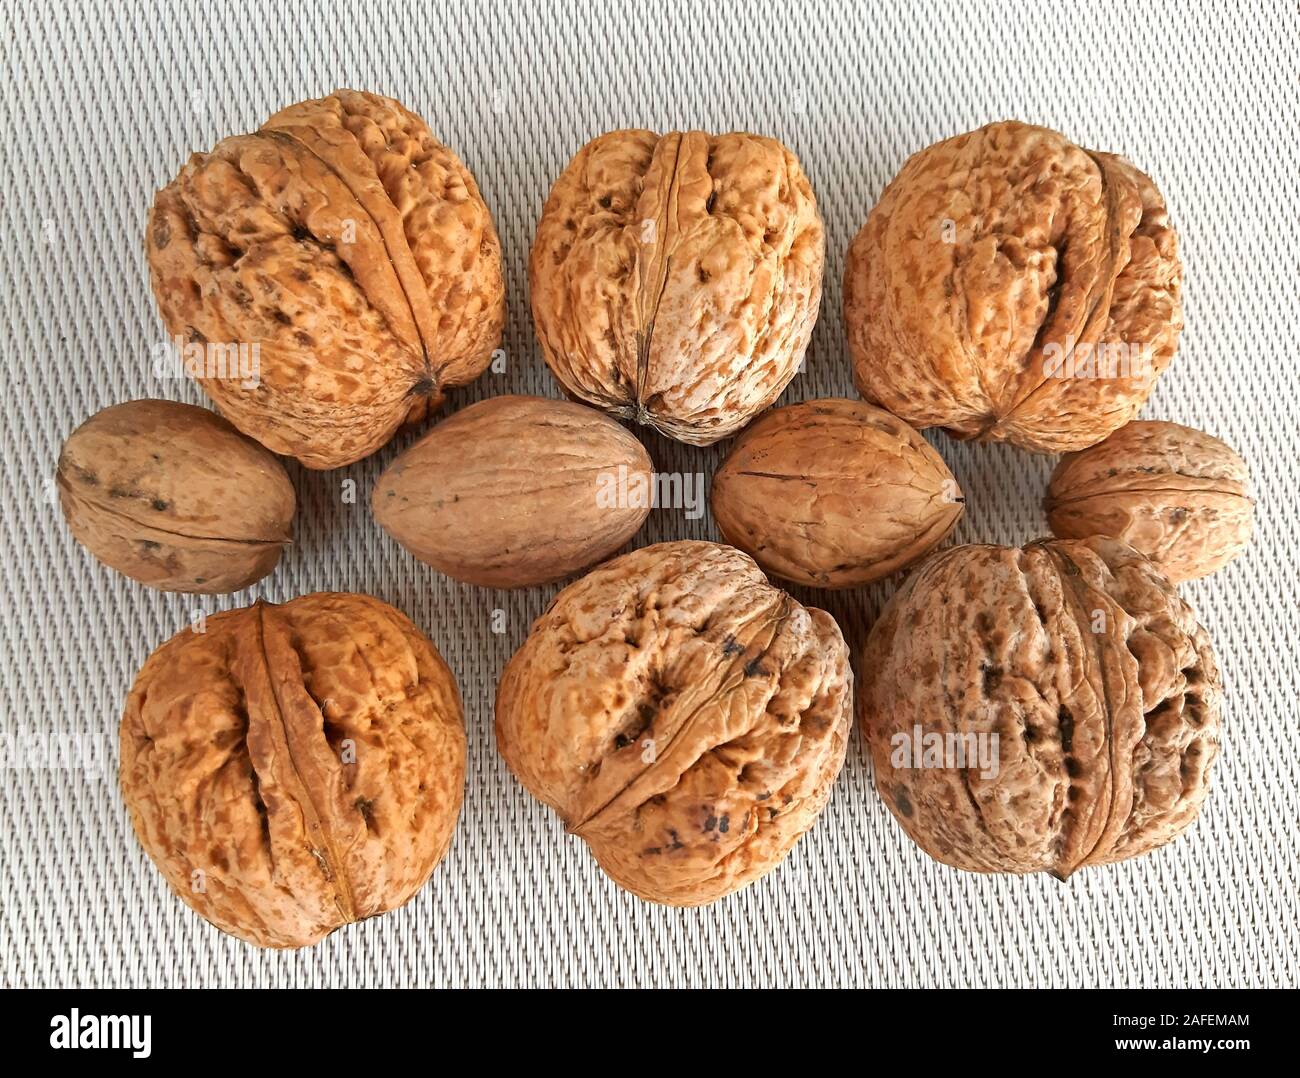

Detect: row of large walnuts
[58, 91, 1254, 948]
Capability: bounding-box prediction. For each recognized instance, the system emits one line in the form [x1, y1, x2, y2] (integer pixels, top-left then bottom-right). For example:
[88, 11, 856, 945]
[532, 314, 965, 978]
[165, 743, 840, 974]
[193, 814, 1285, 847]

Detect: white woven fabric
[2, 0, 1297, 988]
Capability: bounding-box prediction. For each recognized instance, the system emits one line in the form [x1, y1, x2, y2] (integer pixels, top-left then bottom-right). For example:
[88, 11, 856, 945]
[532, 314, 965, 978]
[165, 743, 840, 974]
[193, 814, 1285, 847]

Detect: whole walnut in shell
[120, 593, 466, 947]
[373, 395, 653, 587]
[860, 538, 1221, 876]
[711, 398, 963, 588]
[845, 121, 1182, 452]
[530, 130, 824, 445]
[496, 541, 851, 905]
[1046, 420, 1253, 582]
[57, 399, 294, 593]
[148, 89, 505, 469]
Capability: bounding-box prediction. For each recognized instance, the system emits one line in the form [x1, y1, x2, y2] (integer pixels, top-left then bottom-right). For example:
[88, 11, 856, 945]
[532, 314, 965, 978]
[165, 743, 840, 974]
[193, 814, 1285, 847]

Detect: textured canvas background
[2, 0, 1297, 988]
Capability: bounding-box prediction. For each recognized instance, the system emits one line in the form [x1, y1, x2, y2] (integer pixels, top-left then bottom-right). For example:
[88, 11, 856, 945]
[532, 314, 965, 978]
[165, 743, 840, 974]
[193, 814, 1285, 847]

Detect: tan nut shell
[57, 399, 294, 593]
[845, 121, 1182, 452]
[496, 541, 852, 905]
[711, 398, 964, 588]
[1045, 420, 1253, 582]
[373, 395, 653, 587]
[860, 538, 1221, 876]
[530, 130, 824, 445]
[148, 89, 505, 469]
[120, 593, 466, 948]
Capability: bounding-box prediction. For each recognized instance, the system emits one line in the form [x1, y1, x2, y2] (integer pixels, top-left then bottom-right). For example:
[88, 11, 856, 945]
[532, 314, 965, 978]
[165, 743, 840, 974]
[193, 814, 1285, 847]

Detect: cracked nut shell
[495, 540, 852, 905]
[1045, 420, 1253, 582]
[530, 129, 824, 445]
[711, 398, 963, 588]
[57, 399, 294, 593]
[845, 121, 1182, 452]
[373, 395, 654, 587]
[860, 537, 1221, 876]
[148, 89, 505, 469]
[120, 592, 466, 948]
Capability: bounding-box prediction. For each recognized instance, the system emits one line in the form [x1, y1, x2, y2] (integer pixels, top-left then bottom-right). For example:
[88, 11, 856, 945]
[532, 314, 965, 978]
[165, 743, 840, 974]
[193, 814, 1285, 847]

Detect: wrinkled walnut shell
[120, 593, 466, 947]
[845, 121, 1182, 452]
[711, 398, 963, 587]
[1046, 420, 1253, 582]
[496, 541, 851, 904]
[373, 395, 653, 587]
[148, 89, 505, 469]
[530, 129, 824, 445]
[57, 399, 294, 593]
[860, 537, 1221, 876]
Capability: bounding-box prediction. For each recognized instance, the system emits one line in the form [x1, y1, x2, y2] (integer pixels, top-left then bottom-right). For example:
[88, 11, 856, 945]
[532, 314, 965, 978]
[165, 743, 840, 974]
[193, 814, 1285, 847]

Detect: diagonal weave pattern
[1, 0, 1296, 988]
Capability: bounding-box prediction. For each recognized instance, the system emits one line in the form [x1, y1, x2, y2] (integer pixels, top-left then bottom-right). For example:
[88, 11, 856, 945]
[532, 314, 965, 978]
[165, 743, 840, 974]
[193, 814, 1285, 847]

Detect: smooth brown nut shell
[1045, 420, 1253, 582]
[845, 121, 1182, 452]
[57, 399, 294, 593]
[496, 541, 852, 905]
[148, 89, 505, 469]
[860, 537, 1221, 876]
[373, 395, 653, 587]
[530, 129, 824, 445]
[120, 593, 466, 948]
[711, 398, 963, 588]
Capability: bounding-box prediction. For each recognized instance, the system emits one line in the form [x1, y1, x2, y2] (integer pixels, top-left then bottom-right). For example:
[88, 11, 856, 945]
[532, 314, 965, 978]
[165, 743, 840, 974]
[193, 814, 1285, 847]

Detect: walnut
[373, 395, 653, 587]
[860, 537, 1221, 876]
[120, 593, 466, 947]
[495, 541, 851, 904]
[844, 121, 1182, 453]
[57, 399, 294, 593]
[711, 398, 963, 587]
[530, 130, 824, 445]
[1046, 420, 1253, 582]
[148, 89, 505, 469]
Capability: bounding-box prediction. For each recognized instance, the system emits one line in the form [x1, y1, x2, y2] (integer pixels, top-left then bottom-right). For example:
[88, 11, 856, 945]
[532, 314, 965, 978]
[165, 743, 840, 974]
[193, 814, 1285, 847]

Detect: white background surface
[2, 0, 1297, 988]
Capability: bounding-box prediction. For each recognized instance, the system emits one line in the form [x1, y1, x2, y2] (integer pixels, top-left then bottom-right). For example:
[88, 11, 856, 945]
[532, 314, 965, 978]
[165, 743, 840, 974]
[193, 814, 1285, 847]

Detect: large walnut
[120, 593, 466, 948]
[860, 538, 1220, 876]
[1046, 420, 1253, 582]
[57, 399, 294, 593]
[711, 398, 963, 587]
[148, 89, 505, 469]
[496, 541, 851, 904]
[373, 395, 653, 587]
[530, 130, 824, 445]
[845, 121, 1182, 453]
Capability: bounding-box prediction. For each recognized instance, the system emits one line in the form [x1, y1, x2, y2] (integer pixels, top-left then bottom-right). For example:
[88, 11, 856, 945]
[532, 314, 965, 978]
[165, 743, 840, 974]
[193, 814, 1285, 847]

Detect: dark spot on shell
[151, 498, 169, 512]
[703, 814, 717, 831]
[743, 657, 765, 677]
[721, 635, 743, 656]
[1058, 706, 1074, 753]
[894, 788, 913, 818]
[718, 814, 730, 834]
[152, 217, 171, 249]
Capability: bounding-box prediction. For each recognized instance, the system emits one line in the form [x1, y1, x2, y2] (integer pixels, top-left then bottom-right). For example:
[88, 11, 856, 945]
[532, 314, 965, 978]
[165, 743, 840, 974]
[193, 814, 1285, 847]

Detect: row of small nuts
[55, 91, 1257, 947]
